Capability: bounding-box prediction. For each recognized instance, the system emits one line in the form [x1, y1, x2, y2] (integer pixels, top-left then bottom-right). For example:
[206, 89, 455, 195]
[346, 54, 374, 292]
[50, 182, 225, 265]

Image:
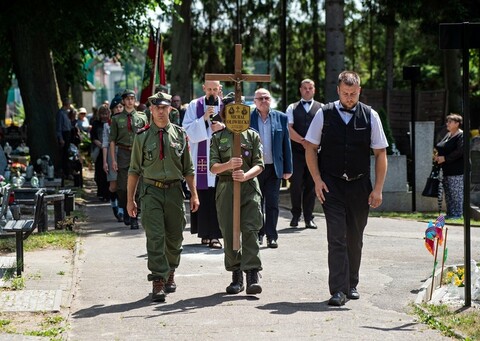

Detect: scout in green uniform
[109, 89, 148, 229]
[127, 92, 199, 302]
[209, 93, 264, 295]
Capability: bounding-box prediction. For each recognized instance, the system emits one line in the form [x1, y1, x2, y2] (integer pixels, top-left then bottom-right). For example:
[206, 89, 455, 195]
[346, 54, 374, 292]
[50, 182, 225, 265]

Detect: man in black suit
[286, 79, 322, 229]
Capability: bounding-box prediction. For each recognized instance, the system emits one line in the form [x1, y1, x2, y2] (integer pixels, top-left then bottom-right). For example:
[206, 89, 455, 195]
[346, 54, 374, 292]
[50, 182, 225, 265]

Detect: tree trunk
[170, 0, 192, 102]
[312, 0, 321, 101]
[10, 20, 59, 166]
[325, 0, 345, 102]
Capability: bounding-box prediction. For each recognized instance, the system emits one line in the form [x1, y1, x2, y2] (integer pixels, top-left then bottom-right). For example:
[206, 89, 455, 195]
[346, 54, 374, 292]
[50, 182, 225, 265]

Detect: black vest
[319, 102, 372, 179]
[291, 100, 322, 153]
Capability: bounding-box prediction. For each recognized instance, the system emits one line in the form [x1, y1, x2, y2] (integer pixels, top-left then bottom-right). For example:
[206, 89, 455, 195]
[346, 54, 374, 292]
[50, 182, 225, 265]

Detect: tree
[170, 0, 193, 101]
[325, 0, 345, 101]
[0, 0, 164, 167]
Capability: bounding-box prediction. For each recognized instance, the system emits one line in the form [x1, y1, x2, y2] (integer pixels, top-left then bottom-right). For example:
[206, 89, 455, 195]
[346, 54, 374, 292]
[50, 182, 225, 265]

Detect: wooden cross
[206, 44, 271, 251]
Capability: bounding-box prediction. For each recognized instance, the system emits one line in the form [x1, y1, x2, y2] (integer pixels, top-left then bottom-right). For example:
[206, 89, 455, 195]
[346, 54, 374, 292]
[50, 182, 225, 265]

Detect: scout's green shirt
[209, 128, 264, 174]
[129, 122, 194, 181]
[109, 110, 148, 146]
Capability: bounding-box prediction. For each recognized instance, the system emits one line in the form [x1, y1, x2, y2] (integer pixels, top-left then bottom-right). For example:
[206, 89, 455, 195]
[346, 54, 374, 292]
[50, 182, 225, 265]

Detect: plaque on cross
[205, 44, 271, 251]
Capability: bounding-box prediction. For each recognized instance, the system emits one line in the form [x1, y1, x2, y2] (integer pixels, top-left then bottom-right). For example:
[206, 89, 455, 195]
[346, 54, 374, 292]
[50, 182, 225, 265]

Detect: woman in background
[435, 113, 464, 219]
[91, 106, 110, 201]
[102, 95, 124, 222]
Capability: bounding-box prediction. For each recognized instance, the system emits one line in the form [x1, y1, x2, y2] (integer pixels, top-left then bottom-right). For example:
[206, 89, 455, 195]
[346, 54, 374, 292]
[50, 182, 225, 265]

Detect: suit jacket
[250, 108, 293, 179]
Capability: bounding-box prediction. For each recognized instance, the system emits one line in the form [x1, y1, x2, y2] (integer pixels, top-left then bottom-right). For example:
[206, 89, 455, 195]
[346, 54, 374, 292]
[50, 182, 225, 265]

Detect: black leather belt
[340, 173, 364, 182]
[143, 178, 181, 189]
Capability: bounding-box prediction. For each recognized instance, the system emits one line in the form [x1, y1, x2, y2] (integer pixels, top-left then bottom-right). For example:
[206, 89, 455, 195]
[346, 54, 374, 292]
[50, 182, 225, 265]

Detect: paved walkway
[3, 185, 480, 340]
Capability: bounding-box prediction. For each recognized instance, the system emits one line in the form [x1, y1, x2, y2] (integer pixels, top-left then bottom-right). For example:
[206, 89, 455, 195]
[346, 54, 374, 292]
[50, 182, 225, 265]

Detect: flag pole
[439, 227, 449, 288]
[152, 22, 161, 96]
[429, 237, 441, 301]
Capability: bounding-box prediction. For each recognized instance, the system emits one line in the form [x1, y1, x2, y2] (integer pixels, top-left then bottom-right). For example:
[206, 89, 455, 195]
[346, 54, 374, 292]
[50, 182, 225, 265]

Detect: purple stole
[195, 97, 223, 190]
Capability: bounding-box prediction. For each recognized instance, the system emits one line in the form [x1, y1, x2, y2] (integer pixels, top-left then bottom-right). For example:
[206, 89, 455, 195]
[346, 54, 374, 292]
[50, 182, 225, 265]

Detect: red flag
[140, 28, 157, 105]
[159, 42, 166, 86]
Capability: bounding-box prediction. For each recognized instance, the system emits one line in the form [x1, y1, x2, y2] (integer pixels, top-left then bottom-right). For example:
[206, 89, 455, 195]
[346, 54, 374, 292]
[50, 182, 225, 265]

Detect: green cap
[121, 89, 136, 98]
[148, 92, 172, 106]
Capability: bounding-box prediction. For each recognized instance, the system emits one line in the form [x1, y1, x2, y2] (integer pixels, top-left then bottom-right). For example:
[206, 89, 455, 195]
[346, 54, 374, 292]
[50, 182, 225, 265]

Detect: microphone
[206, 95, 216, 106]
[206, 95, 220, 122]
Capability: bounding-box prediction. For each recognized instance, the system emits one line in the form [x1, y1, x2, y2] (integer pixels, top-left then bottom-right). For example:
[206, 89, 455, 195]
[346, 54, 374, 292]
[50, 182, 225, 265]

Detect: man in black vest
[305, 71, 388, 306]
[286, 79, 323, 229]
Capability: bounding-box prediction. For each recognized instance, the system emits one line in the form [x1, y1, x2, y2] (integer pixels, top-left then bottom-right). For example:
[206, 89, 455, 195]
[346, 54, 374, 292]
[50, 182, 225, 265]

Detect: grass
[0, 312, 67, 340]
[0, 230, 77, 253]
[414, 303, 480, 340]
[369, 211, 480, 227]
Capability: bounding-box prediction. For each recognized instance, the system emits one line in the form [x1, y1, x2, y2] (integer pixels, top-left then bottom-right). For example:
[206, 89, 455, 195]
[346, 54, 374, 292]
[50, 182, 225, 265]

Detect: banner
[140, 26, 166, 105]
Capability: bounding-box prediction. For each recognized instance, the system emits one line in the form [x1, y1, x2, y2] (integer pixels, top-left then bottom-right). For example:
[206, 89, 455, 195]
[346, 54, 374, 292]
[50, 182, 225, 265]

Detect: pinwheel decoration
[424, 215, 448, 300]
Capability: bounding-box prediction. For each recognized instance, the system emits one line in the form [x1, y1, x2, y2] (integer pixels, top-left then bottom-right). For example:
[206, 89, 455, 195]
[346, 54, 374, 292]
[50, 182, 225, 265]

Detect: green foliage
[414, 303, 480, 340]
[10, 276, 25, 290]
[0, 230, 78, 253]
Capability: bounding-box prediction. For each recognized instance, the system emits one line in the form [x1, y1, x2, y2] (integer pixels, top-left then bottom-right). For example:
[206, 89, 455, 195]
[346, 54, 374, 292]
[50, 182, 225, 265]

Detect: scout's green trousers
[216, 179, 263, 272]
[141, 183, 185, 281]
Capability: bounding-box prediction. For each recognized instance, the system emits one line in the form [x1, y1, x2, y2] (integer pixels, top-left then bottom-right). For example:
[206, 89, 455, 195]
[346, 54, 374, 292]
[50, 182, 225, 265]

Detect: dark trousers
[289, 151, 316, 221]
[257, 164, 281, 241]
[190, 187, 221, 239]
[94, 153, 109, 199]
[321, 174, 371, 295]
[60, 131, 71, 178]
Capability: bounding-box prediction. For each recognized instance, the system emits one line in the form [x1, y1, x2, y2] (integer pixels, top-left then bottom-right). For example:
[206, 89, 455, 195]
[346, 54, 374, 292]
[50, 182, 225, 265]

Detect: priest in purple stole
[182, 80, 226, 248]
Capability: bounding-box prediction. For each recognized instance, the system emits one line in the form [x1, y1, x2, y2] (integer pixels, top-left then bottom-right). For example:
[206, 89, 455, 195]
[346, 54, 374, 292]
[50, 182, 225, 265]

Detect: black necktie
[339, 107, 355, 114]
[302, 100, 312, 105]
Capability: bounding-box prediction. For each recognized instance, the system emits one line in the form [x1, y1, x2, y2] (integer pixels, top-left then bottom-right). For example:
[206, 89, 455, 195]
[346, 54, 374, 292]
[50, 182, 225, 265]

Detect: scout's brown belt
[117, 144, 132, 151]
[143, 178, 181, 189]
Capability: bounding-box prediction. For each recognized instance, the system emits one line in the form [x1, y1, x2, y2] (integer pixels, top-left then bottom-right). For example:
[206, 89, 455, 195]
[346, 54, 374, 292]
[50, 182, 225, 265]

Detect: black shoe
[290, 217, 299, 227]
[245, 269, 262, 295]
[258, 235, 264, 245]
[226, 269, 244, 294]
[328, 292, 346, 306]
[112, 206, 119, 219]
[117, 212, 124, 223]
[305, 220, 317, 229]
[130, 218, 139, 230]
[348, 287, 360, 300]
[267, 239, 278, 249]
[124, 214, 131, 226]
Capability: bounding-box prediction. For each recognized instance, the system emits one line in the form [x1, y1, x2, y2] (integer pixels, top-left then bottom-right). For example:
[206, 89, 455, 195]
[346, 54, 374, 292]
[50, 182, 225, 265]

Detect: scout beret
[148, 92, 172, 106]
[109, 95, 122, 110]
[121, 89, 136, 98]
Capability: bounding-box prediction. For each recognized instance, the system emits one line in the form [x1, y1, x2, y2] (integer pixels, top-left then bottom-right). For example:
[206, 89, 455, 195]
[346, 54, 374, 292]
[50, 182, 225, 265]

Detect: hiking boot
[152, 279, 166, 302]
[165, 270, 176, 293]
[245, 269, 262, 295]
[226, 269, 244, 294]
